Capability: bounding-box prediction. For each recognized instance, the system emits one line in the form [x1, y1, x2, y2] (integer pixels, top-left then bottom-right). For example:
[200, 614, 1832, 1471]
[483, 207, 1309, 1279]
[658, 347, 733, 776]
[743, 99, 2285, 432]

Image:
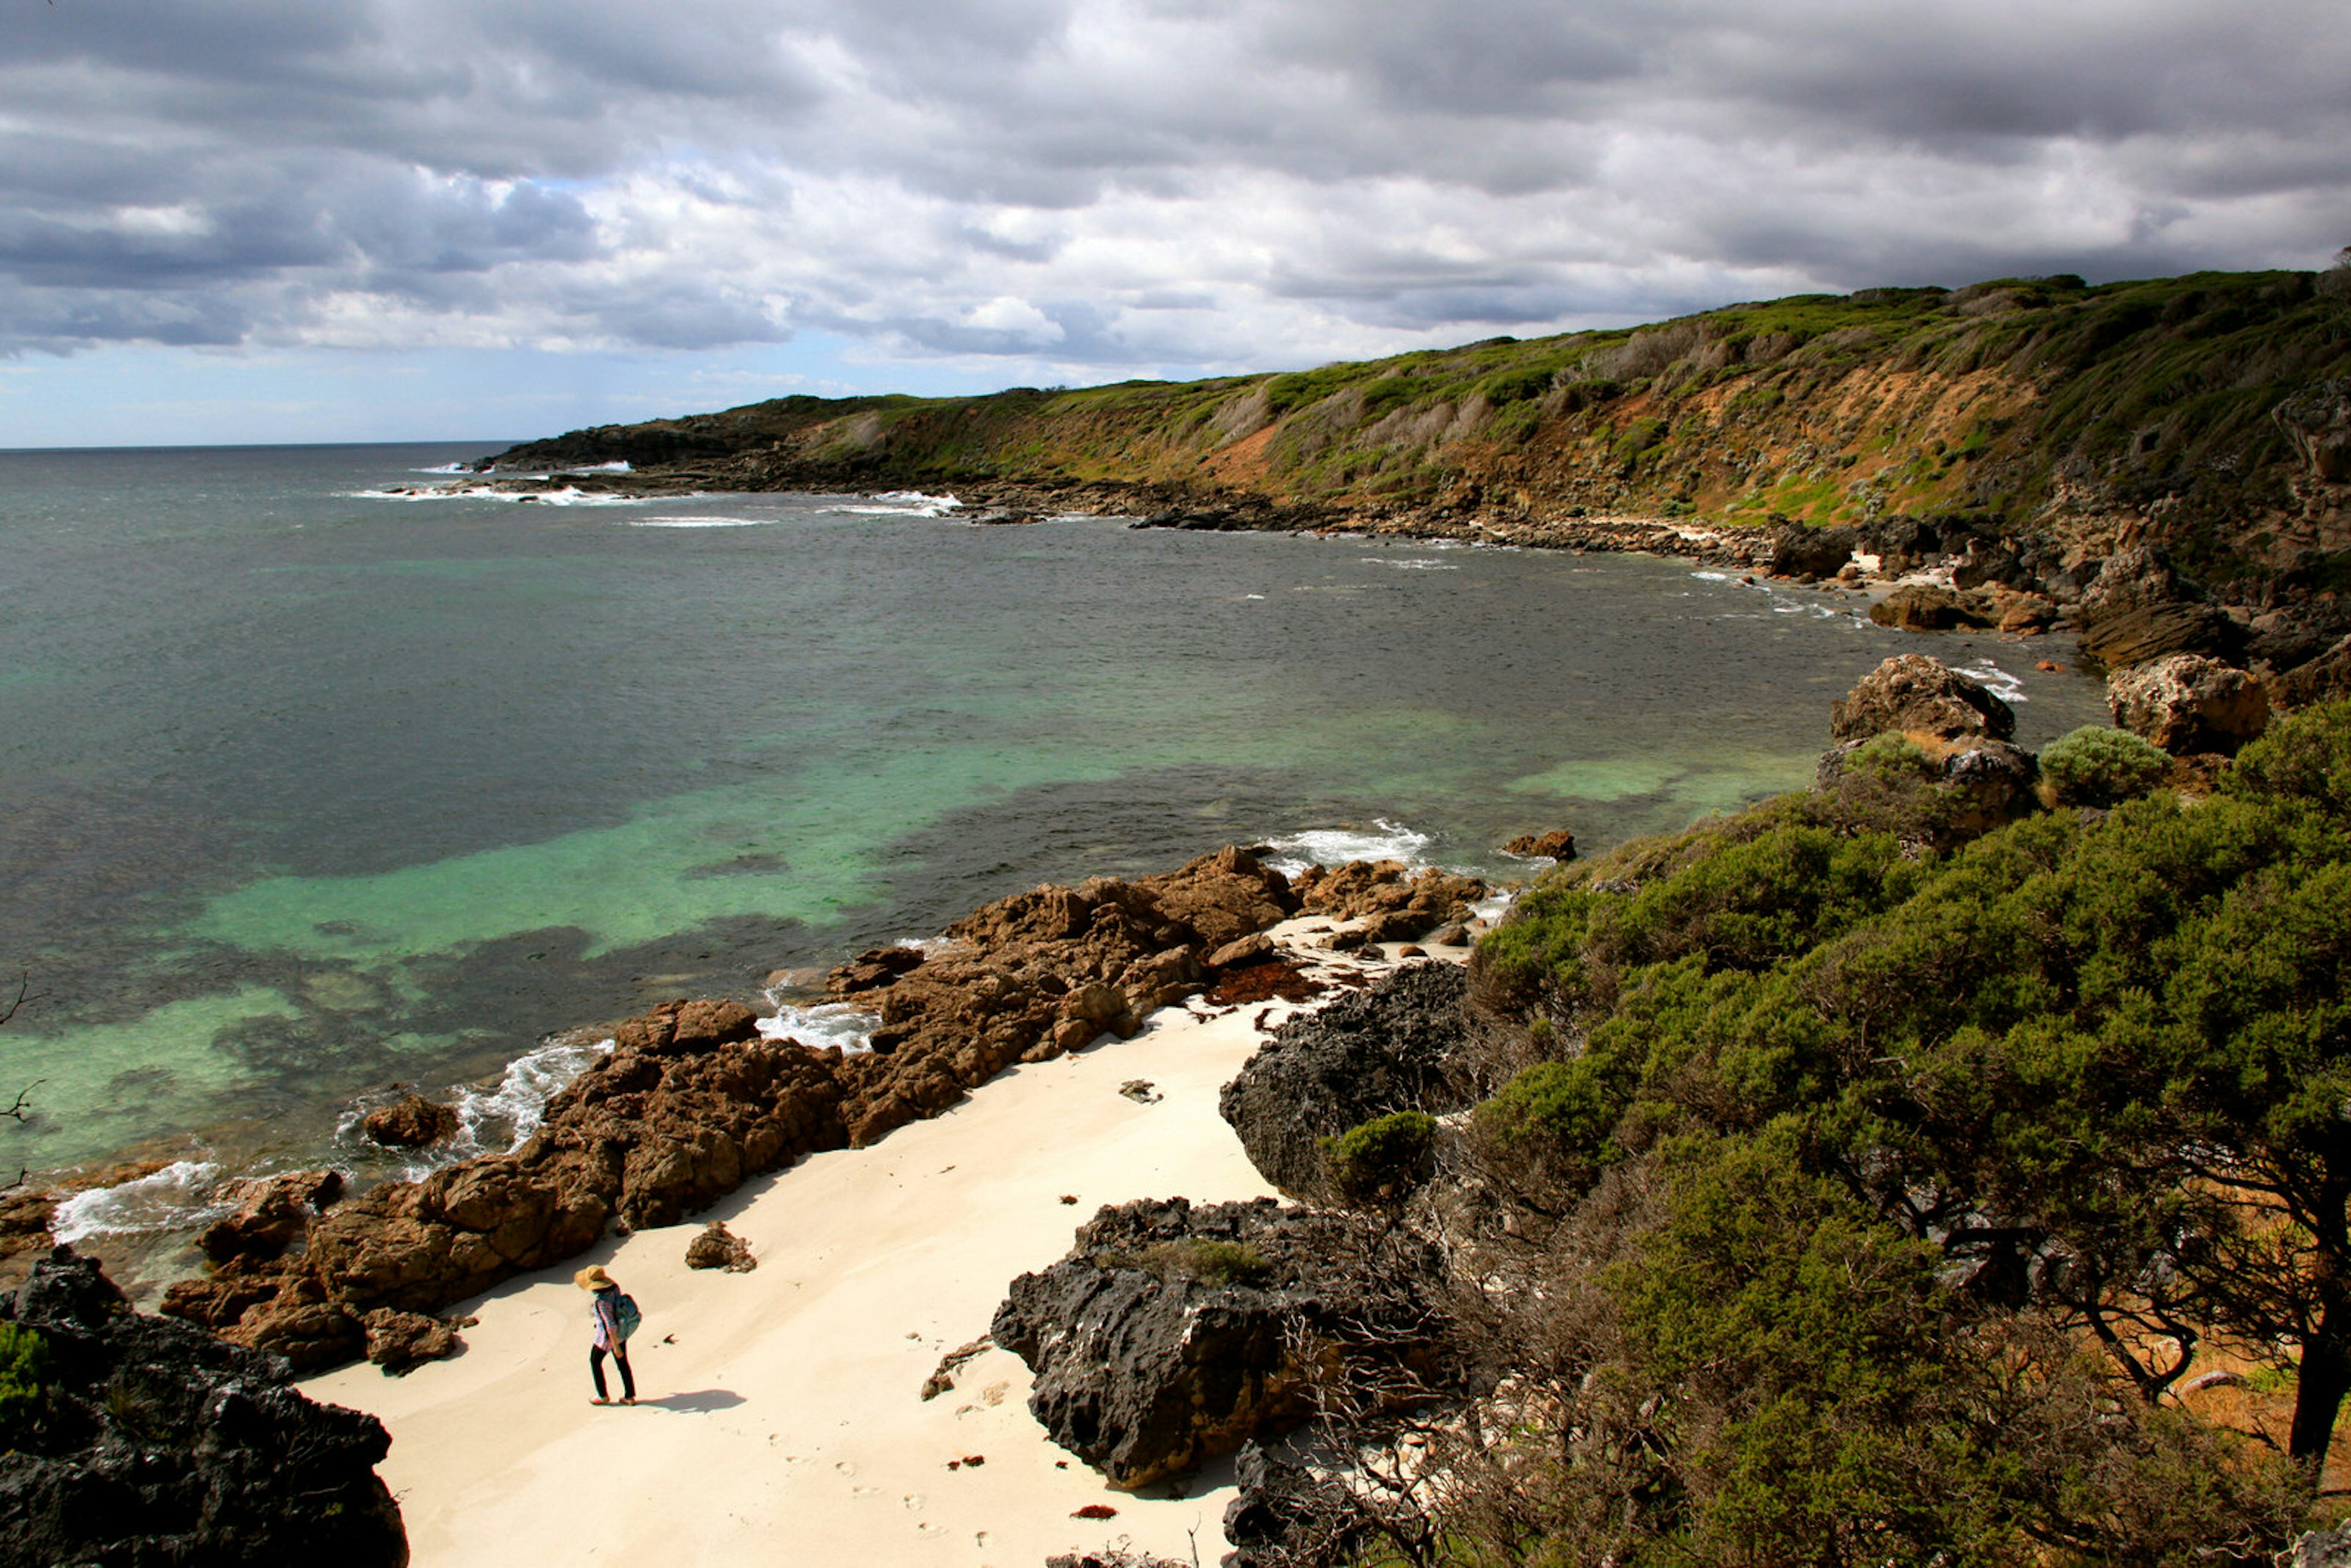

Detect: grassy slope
[500, 269, 2351, 585]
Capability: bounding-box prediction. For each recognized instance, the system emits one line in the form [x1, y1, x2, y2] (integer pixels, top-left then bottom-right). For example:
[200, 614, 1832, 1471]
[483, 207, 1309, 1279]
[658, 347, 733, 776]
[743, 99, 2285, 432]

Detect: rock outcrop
[839, 847, 1305, 1146]
[1769, 522, 1858, 581]
[1286, 861, 1485, 943]
[2075, 546, 2240, 670]
[164, 1005, 855, 1370]
[992, 1198, 1457, 1490]
[1868, 583, 1993, 632]
[0, 1246, 409, 1567]
[198, 1169, 345, 1266]
[1218, 964, 1475, 1204]
[156, 847, 1420, 1375]
[1830, 654, 2016, 744]
[1502, 828, 1577, 861]
[2107, 652, 2273, 756]
[361, 1095, 459, 1149]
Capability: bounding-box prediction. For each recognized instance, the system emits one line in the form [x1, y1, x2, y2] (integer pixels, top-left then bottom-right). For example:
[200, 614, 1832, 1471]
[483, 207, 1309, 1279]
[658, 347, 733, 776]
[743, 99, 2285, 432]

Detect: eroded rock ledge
[156, 846, 1485, 1374]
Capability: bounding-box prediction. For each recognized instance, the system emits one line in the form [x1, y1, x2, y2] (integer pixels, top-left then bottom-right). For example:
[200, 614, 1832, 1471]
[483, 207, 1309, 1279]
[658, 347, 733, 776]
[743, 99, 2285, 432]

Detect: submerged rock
[0, 1246, 409, 1567]
[992, 1198, 1457, 1490]
[1218, 963, 1474, 1204]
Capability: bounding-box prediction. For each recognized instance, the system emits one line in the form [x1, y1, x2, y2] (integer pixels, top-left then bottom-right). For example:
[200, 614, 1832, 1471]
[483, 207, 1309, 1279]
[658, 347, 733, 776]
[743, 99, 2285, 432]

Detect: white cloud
[0, 0, 2343, 377]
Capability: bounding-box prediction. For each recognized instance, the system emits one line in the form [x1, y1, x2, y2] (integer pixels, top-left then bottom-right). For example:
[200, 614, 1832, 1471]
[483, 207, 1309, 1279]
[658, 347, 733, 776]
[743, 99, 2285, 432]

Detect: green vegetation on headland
[492, 263, 2351, 590]
[1305, 699, 2351, 1564]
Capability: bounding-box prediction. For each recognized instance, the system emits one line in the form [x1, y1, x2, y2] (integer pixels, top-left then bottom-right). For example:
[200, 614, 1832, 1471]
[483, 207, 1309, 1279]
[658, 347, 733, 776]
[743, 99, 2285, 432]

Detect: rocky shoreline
[35, 849, 1494, 1380]
[430, 440, 2351, 760]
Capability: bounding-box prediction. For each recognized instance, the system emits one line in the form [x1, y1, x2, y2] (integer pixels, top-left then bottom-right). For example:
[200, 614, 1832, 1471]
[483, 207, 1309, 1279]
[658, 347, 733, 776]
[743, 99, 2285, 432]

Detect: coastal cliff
[481, 266, 2351, 603]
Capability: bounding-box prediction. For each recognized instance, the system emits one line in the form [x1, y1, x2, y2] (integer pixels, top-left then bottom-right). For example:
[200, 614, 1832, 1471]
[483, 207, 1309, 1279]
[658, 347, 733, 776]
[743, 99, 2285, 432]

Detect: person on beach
[575, 1266, 636, 1406]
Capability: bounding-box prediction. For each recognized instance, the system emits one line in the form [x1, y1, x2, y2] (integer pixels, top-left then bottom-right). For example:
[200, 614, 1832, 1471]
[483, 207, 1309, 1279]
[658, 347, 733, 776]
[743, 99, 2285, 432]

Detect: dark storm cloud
[0, 0, 2344, 366]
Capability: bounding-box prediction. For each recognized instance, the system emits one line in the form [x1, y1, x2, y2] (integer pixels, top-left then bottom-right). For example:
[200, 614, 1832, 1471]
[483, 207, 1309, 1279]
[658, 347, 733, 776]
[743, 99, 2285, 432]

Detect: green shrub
[1322, 1111, 1438, 1202]
[1098, 1237, 1273, 1288]
[1154, 1238, 1271, 1288]
[2039, 724, 2172, 807]
[1479, 366, 1556, 405]
[0, 1322, 47, 1447]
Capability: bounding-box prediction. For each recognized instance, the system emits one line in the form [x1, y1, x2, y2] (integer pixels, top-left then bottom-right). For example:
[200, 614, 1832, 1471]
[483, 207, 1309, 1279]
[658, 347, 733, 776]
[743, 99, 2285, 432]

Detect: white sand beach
[306, 925, 1430, 1567]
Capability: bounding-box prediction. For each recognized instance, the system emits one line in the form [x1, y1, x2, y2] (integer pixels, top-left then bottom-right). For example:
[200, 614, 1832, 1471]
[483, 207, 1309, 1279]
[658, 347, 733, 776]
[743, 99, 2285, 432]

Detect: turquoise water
[0, 445, 2111, 1180]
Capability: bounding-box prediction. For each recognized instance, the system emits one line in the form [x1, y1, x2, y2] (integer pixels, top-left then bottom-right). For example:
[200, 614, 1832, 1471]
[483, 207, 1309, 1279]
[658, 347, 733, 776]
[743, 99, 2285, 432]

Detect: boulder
[362, 1094, 459, 1149]
[1204, 932, 1275, 970]
[1830, 654, 2015, 744]
[0, 1246, 409, 1566]
[2075, 546, 2239, 669]
[992, 1198, 1457, 1490]
[1502, 828, 1577, 861]
[1869, 584, 1992, 632]
[2107, 653, 2272, 756]
[684, 1221, 757, 1272]
[1218, 963, 1474, 1204]
[1769, 522, 1858, 581]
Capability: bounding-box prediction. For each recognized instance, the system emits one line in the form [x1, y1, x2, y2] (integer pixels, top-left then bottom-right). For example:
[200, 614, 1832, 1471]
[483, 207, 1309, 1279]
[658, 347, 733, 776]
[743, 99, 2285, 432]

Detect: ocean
[0, 442, 2109, 1250]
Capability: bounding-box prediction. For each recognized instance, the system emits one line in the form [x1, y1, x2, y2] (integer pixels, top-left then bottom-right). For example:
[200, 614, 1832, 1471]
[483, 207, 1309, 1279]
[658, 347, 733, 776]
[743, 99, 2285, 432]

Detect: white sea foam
[758, 1001, 882, 1054]
[827, 491, 964, 519]
[410, 462, 471, 474]
[1954, 658, 2028, 703]
[51, 1160, 228, 1244]
[629, 516, 774, 528]
[347, 482, 672, 507]
[1361, 557, 1460, 571]
[557, 460, 633, 475]
[1263, 820, 1435, 876]
[332, 1032, 618, 1180]
[1471, 890, 1519, 926]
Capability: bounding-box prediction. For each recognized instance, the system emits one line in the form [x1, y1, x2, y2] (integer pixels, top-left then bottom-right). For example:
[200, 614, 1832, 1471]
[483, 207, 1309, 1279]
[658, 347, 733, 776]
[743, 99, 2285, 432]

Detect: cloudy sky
[3, 0, 2345, 447]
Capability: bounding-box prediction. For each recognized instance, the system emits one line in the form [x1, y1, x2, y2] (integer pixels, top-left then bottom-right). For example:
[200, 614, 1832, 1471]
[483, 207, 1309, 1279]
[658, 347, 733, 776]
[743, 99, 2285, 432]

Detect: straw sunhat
[574, 1266, 617, 1291]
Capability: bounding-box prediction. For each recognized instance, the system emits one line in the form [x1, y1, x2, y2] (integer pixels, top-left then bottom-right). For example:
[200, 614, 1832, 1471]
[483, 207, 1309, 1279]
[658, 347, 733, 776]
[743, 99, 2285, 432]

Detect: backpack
[613, 1292, 642, 1344]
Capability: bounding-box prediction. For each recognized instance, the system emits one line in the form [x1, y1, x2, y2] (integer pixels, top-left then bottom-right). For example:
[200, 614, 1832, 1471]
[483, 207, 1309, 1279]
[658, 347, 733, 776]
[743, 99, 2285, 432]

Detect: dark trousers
[590, 1342, 635, 1401]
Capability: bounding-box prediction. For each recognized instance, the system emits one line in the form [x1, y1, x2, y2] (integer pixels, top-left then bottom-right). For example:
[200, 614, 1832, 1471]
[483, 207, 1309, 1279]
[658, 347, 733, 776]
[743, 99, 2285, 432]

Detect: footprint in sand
[850, 1485, 882, 1498]
[902, 1494, 925, 1510]
[913, 1522, 945, 1537]
[834, 1461, 857, 1476]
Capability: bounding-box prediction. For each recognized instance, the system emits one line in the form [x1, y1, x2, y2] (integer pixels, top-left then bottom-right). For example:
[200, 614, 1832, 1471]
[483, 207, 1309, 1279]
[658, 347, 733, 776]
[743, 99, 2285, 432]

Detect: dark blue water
[0, 443, 2110, 1182]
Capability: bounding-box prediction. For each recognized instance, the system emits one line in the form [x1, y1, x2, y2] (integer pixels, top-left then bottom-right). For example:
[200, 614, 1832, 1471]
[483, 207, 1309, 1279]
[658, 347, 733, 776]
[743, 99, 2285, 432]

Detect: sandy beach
[304, 923, 1423, 1567]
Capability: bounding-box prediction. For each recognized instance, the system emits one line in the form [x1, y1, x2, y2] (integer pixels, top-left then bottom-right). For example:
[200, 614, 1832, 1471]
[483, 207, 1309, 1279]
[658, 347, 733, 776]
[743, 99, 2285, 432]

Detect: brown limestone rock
[2108, 652, 2273, 756]
[1288, 861, 1488, 944]
[1831, 653, 2016, 744]
[362, 1094, 459, 1149]
[198, 1169, 345, 1265]
[2075, 546, 2238, 670]
[361, 1306, 462, 1373]
[1869, 583, 1993, 632]
[684, 1220, 757, 1272]
[1502, 828, 1577, 861]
